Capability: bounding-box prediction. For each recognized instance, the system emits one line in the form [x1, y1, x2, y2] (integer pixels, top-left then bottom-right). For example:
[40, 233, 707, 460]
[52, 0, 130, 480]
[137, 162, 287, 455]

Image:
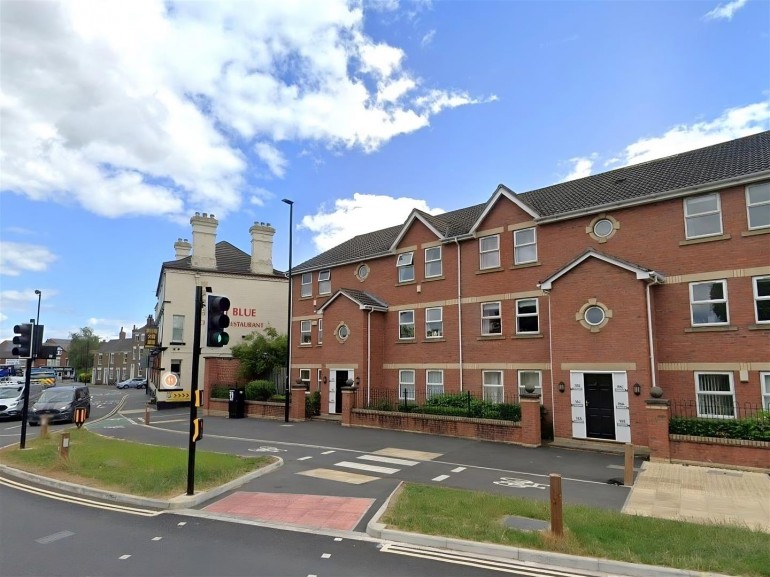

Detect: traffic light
[12, 323, 34, 358]
[206, 295, 230, 347]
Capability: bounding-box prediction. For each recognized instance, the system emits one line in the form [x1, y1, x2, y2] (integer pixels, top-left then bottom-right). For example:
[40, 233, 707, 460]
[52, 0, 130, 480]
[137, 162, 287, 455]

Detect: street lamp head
[281, 198, 294, 205]
[35, 289, 41, 295]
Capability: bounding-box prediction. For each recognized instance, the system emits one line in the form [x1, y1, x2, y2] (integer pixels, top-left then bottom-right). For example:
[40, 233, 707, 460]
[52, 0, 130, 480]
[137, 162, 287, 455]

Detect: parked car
[28, 384, 90, 425]
[116, 377, 146, 389]
[0, 385, 25, 419]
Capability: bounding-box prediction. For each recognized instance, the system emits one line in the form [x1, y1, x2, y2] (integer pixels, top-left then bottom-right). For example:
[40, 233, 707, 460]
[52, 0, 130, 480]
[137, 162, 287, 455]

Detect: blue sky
[1, 0, 768, 344]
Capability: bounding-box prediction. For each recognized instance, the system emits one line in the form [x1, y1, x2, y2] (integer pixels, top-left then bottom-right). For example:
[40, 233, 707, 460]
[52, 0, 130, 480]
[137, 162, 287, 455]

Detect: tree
[68, 327, 101, 378]
[230, 327, 287, 382]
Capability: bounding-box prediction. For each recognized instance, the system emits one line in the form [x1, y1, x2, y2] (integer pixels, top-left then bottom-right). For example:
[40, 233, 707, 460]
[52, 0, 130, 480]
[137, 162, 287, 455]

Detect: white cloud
[421, 29, 436, 47]
[0, 243, 57, 276]
[703, 0, 748, 21]
[0, 0, 487, 221]
[561, 154, 597, 182]
[300, 192, 444, 251]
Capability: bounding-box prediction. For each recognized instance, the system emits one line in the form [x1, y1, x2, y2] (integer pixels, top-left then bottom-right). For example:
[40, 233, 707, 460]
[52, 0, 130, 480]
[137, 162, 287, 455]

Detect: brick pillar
[519, 394, 542, 447]
[290, 386, 307, 422]
[645, 399, 671, 462]
[341, 386, 358, 427]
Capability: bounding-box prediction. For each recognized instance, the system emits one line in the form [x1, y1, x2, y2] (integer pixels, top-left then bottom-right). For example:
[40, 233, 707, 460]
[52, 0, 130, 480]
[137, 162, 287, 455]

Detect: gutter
[453, 237, 464, 392]
[645, 274, 665, 393]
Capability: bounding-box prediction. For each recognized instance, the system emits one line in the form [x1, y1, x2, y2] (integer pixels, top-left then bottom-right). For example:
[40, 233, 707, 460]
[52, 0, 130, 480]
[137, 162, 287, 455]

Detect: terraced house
[289, 131, 770, 449]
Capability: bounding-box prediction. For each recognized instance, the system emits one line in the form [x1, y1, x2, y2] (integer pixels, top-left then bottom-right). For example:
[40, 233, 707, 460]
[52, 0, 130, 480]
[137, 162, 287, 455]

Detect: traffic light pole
[19, 357, 33, 449]
[186, 285, 203, 496]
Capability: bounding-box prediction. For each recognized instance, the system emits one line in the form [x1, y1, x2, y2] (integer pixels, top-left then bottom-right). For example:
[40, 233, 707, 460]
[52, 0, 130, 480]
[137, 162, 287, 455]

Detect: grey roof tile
[162, 241, 285, 277]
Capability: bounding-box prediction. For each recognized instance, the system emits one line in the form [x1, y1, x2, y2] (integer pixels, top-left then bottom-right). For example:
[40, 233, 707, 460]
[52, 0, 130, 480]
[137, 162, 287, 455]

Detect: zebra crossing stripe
[357, 455, 419, 466]
[335, 461, 400, 475]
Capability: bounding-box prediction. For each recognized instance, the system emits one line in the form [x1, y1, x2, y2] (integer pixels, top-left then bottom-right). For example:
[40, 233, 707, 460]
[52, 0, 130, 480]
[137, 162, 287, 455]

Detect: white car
[116, 377, 147, 389]
[0, 385, 25, 419]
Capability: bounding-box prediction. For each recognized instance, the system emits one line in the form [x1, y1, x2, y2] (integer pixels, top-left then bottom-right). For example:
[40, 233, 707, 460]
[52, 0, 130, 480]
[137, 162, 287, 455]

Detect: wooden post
[144, 405, 151, 425]
[59, 432, 70, 460]
[624, 443, 634, 486]
[40, 415, 50, 439]
[549, 473, 563, 537]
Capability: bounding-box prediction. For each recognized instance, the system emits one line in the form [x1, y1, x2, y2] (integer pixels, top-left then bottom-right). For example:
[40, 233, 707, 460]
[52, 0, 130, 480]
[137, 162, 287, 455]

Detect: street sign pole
[19, 356, 33, 449]
[186, 285, 204, 496]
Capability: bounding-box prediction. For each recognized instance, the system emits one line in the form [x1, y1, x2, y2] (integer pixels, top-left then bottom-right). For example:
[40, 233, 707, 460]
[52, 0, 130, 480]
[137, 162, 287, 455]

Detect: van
[30, 368, 57, 387]
[28, 385, 90, 425]
[0, 385, 25, 419]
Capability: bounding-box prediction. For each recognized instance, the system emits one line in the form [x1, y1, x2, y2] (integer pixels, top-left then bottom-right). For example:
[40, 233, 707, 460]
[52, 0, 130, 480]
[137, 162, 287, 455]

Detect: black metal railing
[669, 400, 770, 442]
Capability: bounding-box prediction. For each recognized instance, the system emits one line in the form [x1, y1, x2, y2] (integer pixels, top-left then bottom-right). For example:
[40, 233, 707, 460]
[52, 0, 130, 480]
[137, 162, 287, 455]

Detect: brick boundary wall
[646, 399, 770, 471]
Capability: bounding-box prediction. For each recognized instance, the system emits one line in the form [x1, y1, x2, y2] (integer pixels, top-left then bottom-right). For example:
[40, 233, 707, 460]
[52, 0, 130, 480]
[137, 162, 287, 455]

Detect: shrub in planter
[211, 385, 230, 399]
[669, 411, 770, 442]
[306, 391, 321, 417]
[245, 380, 275, 401]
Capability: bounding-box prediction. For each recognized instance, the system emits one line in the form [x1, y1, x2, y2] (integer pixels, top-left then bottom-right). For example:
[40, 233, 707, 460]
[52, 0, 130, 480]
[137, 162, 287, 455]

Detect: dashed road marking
[451, 467, 466, 473]
[119, 555, 131, 560]
[321, 553, 331, 559]
[321, 450, 335, 455]
[297, 456, 312, 461]
[432, 474, 450, 482]
[36, 531, 74, 544]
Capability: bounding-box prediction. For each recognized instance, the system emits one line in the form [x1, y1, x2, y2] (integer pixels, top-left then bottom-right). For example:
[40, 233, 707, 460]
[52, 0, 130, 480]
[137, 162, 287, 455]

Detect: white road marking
[36, 530, 74, 544]
[297, 456, 312, 461]
[432, 474, 450, 482]
[119, 555, 131, 560]
[334, 537, 342, 541]
[152, 537, 162, 541]
[321, 553, 331, 559]
[321, 450, 335, 455]
[451, 467, 466, 473]
[335, 461, 399, 475]
[357, 454, 419, 466]
[177, 522, 186, 526]
[149, 419, 187, 424]
[298, 468, 379, 484]
[248, 446, 287, 453]
[494, 477, 548, 490]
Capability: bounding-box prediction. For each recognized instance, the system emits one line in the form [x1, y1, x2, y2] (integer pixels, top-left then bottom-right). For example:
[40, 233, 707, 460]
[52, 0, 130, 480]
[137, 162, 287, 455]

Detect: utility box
[228, 388, 245, 419]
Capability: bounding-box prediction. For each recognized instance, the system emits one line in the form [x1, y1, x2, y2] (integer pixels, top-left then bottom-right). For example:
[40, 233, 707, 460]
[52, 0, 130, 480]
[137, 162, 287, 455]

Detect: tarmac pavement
[2, 406, 768, 577]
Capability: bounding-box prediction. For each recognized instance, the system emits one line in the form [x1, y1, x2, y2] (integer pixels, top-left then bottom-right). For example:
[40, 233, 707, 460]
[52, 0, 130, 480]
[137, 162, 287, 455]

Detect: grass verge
[382, 483, 770, 577]
[0, 428, 274, 498]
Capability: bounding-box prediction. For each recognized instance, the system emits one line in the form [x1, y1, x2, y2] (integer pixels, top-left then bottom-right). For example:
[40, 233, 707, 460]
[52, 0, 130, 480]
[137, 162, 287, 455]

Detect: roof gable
[317, 288, 388, 312]
[470, 184, 539, 234]
[538, 249, 664, 290]
[389, 210, 445, 251]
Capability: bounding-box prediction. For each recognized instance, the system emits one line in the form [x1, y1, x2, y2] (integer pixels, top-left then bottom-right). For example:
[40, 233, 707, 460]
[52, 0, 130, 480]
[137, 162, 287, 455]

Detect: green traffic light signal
[206, 295, 230, 347]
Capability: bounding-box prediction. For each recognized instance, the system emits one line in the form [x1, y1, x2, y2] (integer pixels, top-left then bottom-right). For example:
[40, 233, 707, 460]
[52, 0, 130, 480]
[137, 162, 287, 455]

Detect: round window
[337, 324, 349, 340]
[356, 264, 370, 281]
[584, 306, 606, 326]
[593, 218, 614, 238]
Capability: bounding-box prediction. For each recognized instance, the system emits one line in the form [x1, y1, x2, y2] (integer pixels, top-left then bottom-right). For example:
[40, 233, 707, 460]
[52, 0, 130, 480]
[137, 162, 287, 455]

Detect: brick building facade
[289, 132, 770, 449]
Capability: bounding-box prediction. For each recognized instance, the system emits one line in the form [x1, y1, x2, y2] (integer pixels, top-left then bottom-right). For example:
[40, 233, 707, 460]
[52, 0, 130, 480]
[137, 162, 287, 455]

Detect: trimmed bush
[306, 391, 321, 417]
[210, 385, 230, 399]
[669, 411, 770, 441]
[245, 380, 275, 401]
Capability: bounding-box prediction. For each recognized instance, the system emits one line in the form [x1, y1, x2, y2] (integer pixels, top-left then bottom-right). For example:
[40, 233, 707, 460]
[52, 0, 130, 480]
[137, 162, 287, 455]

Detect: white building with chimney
[151, 212, 288, 407]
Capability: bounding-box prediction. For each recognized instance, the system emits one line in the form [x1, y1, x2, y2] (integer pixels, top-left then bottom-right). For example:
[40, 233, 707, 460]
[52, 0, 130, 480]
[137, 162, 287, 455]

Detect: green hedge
[306, 391, 321, 417]
[669, 411, 770, 442]
[211, 385, 230, 399]
[245, 380, 275, 401]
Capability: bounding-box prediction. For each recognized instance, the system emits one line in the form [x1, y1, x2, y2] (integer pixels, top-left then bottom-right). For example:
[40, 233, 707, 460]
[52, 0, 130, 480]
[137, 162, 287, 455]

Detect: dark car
[28, 385, 90, 425]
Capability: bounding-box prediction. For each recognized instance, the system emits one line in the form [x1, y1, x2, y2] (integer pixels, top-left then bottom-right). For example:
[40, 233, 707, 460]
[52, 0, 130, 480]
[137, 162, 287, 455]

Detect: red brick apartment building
[289, 132, 770, 448]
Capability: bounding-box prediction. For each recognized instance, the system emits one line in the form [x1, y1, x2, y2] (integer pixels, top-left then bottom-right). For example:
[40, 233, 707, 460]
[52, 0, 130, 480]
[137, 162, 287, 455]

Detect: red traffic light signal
[206, 295, 230, 347]
[12, 323, 34, 358]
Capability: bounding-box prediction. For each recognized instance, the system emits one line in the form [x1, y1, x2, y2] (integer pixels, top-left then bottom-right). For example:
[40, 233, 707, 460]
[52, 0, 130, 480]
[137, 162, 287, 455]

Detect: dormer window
[425, 246, 442, 278]
[684, 193, 722, 239]
[513, 228, 537, 265]
[301, 272, 312, 297]
[397, 252, 415, 283]
[318, 270, 331, 294]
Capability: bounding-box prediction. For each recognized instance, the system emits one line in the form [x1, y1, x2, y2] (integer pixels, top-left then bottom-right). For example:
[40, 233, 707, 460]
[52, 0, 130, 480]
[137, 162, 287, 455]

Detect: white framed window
[399, 310, 415, 339]
[425, 307, 443, 338]
[317, 369, 323, 391]
[299, 368, 311, 391]
[426, 370, 444, 398]
[695, 372, 735, 418]
[761, 372, 770, 411]
[518, 370, 542, 400]
[753, 276, 770, 324]
[516, 298, 539, 334]
[300, 320, 311, 344]
[399, 369, 416, 401]
[172, 315, 185, 342]
[301, 272, 312, 297]
[684, 193, 722, 239]
[483, 371, 503, 403]
[479, 234, 500, 269]
[318, 318, 323, 344]
[746, 182, 770, 230]
[481, 302, 502, 335]
[318, 269, 331, 294]
[396, 252, 415, 283]
[690, 280, 729, 325]
[514, 227, 537, 265]
[425, 246, 442, 278]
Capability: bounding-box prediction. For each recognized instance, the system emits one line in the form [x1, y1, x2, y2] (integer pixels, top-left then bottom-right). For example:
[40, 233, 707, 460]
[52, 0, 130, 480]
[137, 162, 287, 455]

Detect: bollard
[549, 473, 563, 537]
[40, 415, 50, 439]
[624, 443, 635, 486]
[59, 432, 70, 460]
[144, 405, 150, 425]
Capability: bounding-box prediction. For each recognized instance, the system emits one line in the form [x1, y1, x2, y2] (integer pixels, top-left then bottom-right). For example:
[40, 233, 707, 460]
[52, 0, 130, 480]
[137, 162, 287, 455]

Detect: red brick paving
[204, 492, 375, 531]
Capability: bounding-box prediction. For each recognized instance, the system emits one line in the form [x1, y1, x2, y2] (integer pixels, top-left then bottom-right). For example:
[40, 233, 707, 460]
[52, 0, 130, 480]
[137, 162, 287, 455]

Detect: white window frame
[695, 372, 736, 418]
[513, 227, 537, 265]
[300, 320, 312, 345]
[746, 182, 770, 230]
[317, 369, 323, 391]
[479, 234, 500, 270]
[689, 280, 729, 326]
[399, 310, 415, 340]
[481, 302, 502, 335]
[761, 372, 770, 411]
[516, 298, 539, 334]
[518, 370, 542, 401]
[684, 193, 723, 239]
[299, 368, 311, 391]
[482, 370, 504, 403]
[425, 246, 442, 278]
[318, 318, 324, 344]
[399, 369, 416, 401]
[426, 370, 444, 398]
[318, 269, 331, 295]
[301, 272, 312, 297]
[753, 276, 770, 324]
[396, 252, 415, 283]
[172, 315, 185, 342]
[425, 307, 443, 338]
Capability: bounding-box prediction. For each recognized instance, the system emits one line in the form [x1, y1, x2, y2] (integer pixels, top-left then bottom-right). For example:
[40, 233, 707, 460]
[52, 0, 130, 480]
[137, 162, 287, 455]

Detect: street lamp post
[34, 290, 41, 324]
[282, 198, 294, 423]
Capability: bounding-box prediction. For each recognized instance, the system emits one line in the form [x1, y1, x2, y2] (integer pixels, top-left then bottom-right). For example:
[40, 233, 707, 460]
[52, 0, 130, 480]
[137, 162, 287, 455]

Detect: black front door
[333, 370, 347, 414]
[584, 373, 615, 440]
